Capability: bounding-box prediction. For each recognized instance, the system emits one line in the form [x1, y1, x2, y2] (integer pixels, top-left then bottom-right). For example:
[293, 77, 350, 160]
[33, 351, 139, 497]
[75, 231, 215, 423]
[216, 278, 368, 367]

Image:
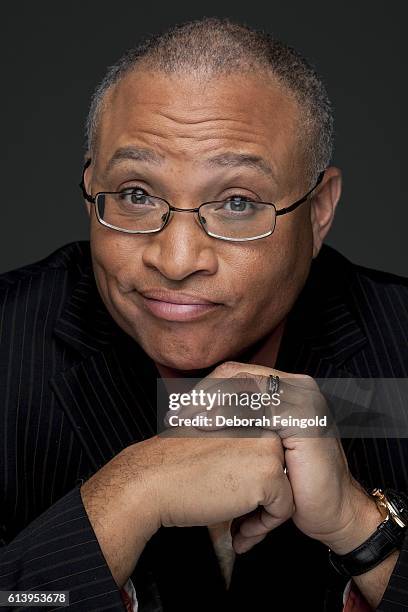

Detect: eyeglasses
[79, 158, 325, 242]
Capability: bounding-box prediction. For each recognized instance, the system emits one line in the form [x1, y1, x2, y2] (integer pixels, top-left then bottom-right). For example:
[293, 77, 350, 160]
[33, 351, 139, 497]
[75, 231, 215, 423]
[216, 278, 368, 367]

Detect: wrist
[321, 485, 384, 555]
[80, 445, 161, 588]
[119, 445, 162, 541]
[328, 487, 408, 582]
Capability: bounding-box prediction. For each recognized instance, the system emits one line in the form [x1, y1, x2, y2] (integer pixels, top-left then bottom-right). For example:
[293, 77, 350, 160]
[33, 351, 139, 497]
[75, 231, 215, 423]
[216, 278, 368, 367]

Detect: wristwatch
[329, 488, 408, 577]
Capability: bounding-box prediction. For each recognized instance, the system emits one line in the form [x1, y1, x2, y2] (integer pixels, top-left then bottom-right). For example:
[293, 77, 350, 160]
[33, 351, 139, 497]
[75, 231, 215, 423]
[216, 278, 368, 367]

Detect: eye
[119, 187, 152, 205]
[223, 195, 257, 214]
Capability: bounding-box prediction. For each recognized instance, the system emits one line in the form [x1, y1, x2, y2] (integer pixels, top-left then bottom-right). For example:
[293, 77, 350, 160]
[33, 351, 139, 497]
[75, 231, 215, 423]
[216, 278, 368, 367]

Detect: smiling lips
[139, 289, 221, 321]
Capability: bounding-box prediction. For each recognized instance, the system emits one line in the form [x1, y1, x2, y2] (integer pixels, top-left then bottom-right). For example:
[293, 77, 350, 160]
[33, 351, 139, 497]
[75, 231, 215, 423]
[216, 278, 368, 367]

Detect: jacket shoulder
[330, 247, 408, 374]
[0, 242, 93, 337]
[351, 259, 408, 342]
[318, 244, 408, 296]
[352, 260, 408, 290]
[348, 254, 408, 310]
[0, 241, 91, 288]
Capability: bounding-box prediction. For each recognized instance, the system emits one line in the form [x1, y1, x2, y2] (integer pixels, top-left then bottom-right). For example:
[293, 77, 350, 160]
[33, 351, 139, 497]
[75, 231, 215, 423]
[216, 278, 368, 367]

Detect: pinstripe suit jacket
[0, 241, 407, 611]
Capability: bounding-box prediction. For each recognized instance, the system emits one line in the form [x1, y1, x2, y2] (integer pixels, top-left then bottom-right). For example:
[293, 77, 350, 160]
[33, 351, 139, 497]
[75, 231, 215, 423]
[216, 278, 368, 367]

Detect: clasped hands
[161, 361, 381, 556]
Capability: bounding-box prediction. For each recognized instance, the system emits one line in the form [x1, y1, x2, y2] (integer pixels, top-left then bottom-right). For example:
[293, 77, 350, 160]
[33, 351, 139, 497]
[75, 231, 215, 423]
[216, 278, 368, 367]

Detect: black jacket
[0, 241, 407, 611]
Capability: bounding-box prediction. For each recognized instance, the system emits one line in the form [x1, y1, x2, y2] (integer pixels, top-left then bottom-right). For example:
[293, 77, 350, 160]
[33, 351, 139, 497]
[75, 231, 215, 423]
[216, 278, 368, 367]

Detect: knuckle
[231, 370, 252, 379]
[282, 503, 294, 521]
[300, 374, 317, 389]
[258, 454, 283, 481]
[214, 361, 243, 376]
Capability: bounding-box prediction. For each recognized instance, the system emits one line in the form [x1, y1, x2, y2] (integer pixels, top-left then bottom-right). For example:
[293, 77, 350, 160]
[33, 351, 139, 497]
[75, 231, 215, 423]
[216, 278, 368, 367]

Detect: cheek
[89, 221, 144, 292]
[268, 213, 313, 304]
[272, 204, 313, 269]
[228, 214, 313, 322]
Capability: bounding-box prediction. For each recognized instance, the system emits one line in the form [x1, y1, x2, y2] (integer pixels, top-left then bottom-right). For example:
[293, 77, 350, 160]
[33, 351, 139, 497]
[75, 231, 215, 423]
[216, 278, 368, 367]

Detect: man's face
[85, 69, 317, 370]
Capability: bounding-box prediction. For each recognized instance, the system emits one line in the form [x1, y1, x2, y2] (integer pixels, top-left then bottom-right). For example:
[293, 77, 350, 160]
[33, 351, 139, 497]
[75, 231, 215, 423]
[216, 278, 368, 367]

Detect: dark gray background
[1, 1, 406, 275]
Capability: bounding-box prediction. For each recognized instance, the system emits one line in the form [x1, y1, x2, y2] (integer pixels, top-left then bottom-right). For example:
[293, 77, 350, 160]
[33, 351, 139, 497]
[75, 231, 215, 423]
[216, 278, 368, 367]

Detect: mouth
[138, 289, 222, 322]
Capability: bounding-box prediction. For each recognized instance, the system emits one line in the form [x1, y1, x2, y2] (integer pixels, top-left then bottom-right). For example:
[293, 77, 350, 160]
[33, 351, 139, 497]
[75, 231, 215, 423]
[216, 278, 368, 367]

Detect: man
[0, 17, 407, 612]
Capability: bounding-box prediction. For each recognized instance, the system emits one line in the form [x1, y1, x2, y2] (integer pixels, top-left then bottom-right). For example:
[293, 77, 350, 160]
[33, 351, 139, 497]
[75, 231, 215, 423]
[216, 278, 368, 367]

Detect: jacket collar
[275, 244, 367, 376]
[53, 261, 125, 356]
[52, 249, 160, 471]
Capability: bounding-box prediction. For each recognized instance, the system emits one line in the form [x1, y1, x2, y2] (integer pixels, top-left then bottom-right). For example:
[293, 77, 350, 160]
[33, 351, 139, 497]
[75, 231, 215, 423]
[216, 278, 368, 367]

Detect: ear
[310, 166, 342, 258]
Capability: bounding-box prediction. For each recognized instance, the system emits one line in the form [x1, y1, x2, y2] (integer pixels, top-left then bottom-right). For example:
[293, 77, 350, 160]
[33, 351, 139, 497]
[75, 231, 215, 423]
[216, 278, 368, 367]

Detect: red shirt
[343, 580, 373, 611]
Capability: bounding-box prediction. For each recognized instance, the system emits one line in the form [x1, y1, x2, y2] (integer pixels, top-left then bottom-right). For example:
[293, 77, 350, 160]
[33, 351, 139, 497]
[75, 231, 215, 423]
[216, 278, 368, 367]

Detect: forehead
[96, 69, 301, 176]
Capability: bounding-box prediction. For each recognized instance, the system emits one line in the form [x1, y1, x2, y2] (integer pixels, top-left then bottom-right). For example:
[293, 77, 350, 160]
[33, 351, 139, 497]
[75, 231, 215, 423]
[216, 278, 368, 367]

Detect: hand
[150, 430, 294, 542]
[81, 427, 294, 586]
[172, 361, 383, 554]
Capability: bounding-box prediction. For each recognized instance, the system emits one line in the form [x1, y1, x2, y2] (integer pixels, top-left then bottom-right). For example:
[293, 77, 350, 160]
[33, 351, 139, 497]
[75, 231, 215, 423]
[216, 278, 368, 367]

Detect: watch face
[387, 490, 408, 526]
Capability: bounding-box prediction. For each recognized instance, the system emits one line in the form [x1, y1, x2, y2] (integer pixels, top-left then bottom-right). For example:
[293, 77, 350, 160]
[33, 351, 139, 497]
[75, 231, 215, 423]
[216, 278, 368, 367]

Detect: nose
[141, 210, 219, 281]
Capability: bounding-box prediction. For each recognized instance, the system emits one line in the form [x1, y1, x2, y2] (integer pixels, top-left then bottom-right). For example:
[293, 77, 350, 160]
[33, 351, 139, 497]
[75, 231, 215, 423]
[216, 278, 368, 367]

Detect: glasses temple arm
[79, 158, 96, 203]
[275, 170, 325, 216]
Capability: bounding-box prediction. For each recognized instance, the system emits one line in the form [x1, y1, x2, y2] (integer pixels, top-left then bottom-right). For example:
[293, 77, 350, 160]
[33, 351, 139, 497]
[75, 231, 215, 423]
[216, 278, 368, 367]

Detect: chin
[153, 349, 221, 372]
[137, 334, 227, 372]
[128, 320, 232, 371]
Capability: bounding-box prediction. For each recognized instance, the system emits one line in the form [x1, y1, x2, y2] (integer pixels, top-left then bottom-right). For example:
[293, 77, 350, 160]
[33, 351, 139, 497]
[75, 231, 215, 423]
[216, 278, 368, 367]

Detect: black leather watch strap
[329, 516, 406, 577]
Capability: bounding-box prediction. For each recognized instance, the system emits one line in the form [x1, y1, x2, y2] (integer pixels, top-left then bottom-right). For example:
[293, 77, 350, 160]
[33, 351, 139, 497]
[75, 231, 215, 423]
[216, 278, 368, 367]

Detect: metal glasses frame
[79, 158, 325, 242]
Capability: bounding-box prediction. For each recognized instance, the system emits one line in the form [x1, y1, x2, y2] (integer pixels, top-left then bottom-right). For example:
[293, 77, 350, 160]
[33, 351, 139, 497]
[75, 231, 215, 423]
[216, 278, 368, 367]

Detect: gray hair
[85, 17, 334, 184]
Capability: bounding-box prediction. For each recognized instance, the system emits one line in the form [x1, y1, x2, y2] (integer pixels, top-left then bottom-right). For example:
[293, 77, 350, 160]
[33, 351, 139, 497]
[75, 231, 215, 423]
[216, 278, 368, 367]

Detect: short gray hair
[85, 17, 334, 183]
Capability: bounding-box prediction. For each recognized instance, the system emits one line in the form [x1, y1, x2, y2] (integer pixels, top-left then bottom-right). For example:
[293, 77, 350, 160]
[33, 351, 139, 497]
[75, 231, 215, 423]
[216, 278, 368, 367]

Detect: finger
[232, 471, 293, 555]
[237, 506, 290, 539]
[232, 531, 267, 554]
[257, 470, 294, 529]
[189, 363, 292, 397]
[164, 375, 268, 428]
[159, 425, 260, 439]
[170, 374, 294, 423]
[168, 374, 264, 420]
[164, 373, 331, 439]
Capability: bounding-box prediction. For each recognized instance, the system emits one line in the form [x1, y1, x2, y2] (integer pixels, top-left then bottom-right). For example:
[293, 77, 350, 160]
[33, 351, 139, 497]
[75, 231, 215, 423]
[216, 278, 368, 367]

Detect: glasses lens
[96, 191, 169, 232]
[199, 199, 276, 240]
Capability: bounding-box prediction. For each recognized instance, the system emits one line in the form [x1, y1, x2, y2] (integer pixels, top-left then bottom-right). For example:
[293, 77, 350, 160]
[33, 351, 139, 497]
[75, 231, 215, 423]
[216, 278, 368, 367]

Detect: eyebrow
[105, 146, 275, 180]
[105, 146, 164, 173]
[205, 152, 276, 180]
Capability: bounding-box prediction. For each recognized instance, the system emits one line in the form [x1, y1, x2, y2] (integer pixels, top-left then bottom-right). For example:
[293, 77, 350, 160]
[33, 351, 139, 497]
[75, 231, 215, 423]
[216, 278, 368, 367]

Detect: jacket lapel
[275, 245, 367, 378]
[50, 347, 158, 471]
[51, 266, 159, 472]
